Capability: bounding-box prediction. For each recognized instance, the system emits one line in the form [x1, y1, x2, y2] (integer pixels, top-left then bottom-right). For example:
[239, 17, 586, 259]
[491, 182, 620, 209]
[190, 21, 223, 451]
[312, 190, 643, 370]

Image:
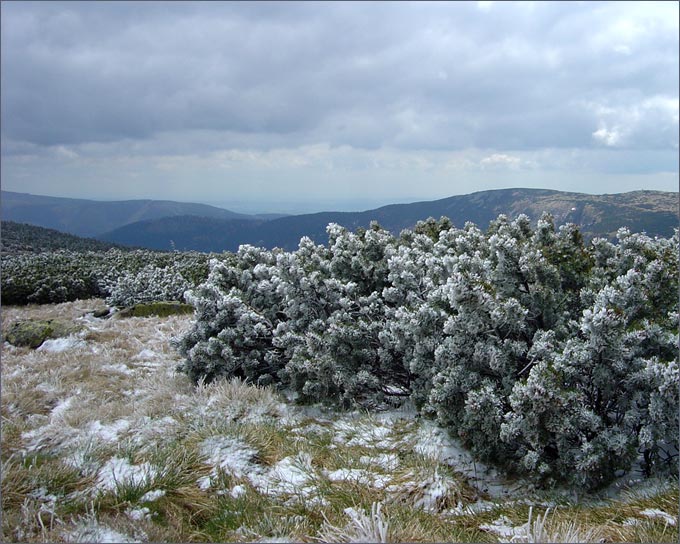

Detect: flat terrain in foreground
[2, 300, 677, 542]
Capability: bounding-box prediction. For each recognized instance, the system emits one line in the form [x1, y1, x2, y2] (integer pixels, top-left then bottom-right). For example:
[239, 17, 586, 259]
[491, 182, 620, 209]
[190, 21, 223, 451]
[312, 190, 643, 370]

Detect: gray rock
[4, 319, 83, 348]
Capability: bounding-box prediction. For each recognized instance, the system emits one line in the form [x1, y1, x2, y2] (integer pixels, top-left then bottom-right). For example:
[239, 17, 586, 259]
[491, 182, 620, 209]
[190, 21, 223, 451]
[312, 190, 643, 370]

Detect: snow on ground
[640, 508, 678, 526]
[414, 420, 531, 498]
[37, 336, 86, 353]
[66, 520, 141, 543]
[96, 457, 156, 492]
[479, 515, 529, 541]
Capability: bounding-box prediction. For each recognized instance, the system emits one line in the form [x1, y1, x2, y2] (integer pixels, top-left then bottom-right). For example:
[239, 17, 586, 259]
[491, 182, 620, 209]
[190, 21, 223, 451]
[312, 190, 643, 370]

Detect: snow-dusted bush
[1, 248, 212, 306]
[177, 215, 679, 489]
[106, 264, 192, 308]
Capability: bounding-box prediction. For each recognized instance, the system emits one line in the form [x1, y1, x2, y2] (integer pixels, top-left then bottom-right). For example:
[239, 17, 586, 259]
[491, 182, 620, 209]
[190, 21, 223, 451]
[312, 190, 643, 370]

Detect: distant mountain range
[2, 188, 677, 253]
[0, 190, 284, 238]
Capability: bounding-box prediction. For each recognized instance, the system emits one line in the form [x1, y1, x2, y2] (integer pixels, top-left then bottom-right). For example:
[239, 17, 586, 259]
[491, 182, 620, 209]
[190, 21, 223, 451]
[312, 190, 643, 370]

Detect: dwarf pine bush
[174, 214, 680, 489]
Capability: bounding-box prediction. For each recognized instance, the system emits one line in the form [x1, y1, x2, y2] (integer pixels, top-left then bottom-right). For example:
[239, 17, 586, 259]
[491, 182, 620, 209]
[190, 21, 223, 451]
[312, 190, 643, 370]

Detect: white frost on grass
[96, 457, 156, 492]
[325, 468, 391, 489]
[251, 453, 317, 498]
[199, 445, 320, 501]
[198, 436, 258, 489]
[140, 489, 166, 502]
[66, 521, 140, 543]
[133, 348, 158, 360]
[37, 336, 86, 353]
[51, 396, 76, 419]
[100, 363, 135, 375]
[88, 419, 131, 442]
[359, 453, 399, 471]
[640, 508, 678, 526]
[230, 484, 247, 498]
[479, 515, 527, 540]
[332, 418, 395, 449]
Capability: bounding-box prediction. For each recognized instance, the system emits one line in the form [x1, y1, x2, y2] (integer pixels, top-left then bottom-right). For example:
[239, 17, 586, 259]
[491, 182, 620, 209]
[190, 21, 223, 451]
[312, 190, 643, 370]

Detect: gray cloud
[1, 1, 677, 208]
[2, 1, 677, 151]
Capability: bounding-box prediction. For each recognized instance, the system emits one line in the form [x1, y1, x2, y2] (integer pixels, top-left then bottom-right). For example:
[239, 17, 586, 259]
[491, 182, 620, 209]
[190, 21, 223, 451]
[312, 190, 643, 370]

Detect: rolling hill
[98, 188, 679, 252]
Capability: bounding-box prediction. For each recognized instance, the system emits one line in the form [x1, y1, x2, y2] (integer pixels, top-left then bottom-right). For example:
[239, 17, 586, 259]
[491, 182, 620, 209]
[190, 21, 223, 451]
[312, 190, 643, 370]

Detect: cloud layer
[1, 1, 677, 211]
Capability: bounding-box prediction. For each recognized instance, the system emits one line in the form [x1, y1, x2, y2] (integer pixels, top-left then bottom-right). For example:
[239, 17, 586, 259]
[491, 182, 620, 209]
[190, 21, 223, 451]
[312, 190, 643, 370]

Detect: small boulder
[3, 319, 83, 349]
[92, 308, 112, 318]
[115, 301, 194, 318]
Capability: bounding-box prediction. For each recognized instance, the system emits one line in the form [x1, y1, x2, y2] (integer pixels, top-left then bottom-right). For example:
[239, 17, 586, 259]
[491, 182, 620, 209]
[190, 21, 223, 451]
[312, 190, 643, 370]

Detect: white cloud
[480, 153, 522, 168]
[592, 125, 623, 147]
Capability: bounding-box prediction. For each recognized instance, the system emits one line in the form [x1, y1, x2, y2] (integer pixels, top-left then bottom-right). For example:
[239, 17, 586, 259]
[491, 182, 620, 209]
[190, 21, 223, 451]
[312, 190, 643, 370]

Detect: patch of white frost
[133, 349, 158, 360]
[50, 396, 75, 420]
[256, 453, 315, 495]
[413, 421, 529, 498]
[359, 453, 399, 471]
[479, 515, 527, 540]
[230, 484, 247, 498]
[66, 521, 140, 543]
[640, 508, 677, 526]
[140, 489, 165, 502]
[199, 436, 258, 488]
[325, 468, 390, 489]
[88, 419, 130, 442]
[100, 363, 135, 375]
[96, 457, 155, 492]
[37, 336, 85, 353]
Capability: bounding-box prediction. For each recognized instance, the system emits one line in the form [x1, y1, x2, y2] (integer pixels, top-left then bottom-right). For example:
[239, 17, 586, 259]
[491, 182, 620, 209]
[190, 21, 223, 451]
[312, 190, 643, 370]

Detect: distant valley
[2, 188, 677, 252]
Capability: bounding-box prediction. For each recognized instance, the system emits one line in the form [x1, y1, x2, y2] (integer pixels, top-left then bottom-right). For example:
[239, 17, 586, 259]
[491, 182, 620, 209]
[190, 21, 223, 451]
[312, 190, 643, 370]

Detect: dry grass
[2, 299, 677, 543]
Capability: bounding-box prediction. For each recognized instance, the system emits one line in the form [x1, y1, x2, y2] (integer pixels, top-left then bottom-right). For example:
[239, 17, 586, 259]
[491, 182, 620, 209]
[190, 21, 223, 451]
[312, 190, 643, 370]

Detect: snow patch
[230, 484, 247, 498]
[413, 421, 527, 498]
[199, 436, 258, 486]
[479, 515, 527, 540]
[51, 396, 75, 419]
[100, 363, 134, 375]
[640, 508, 677, 526]
[359, 453, 399, 471]
[126, 506, 152, 521]
[140, 489, 165, 502]
[325, 468, 390, 489]
[133, 349, 158, 360]
[37, 336, 85, 353]
[66, 521, 140, 543]
[88, 419, 130, 442]
[96, 457, 155, 491]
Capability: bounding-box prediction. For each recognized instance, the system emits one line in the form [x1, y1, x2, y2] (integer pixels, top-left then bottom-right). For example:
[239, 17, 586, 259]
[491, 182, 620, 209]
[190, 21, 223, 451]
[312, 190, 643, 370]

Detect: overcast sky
[1, 1, 678, 213]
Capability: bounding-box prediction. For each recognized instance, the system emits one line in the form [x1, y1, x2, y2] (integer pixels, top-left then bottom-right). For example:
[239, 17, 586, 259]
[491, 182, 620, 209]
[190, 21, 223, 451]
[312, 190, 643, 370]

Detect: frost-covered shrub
[177, 215, 679, 490]
[106, 264, 192, 308]
[1, 248, 212, 306]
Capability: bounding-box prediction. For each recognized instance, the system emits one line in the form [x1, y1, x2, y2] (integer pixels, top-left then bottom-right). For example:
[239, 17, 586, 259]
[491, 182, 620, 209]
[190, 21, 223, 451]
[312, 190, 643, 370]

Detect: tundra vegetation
[1, 213, 678, 542]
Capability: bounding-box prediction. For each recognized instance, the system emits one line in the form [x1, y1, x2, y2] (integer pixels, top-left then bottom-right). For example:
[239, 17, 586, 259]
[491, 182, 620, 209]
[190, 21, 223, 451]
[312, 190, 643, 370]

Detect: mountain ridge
[98, 188, 678, 252]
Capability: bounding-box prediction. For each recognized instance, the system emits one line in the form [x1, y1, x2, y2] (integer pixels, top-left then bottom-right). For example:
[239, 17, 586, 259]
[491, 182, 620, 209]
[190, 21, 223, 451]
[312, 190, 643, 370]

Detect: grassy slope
[1, 301, 677, 543]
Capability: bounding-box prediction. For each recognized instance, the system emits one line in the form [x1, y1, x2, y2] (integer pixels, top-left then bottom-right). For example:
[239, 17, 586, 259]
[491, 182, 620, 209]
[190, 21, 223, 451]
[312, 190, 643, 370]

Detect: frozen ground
[1, 300, 677, 543]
